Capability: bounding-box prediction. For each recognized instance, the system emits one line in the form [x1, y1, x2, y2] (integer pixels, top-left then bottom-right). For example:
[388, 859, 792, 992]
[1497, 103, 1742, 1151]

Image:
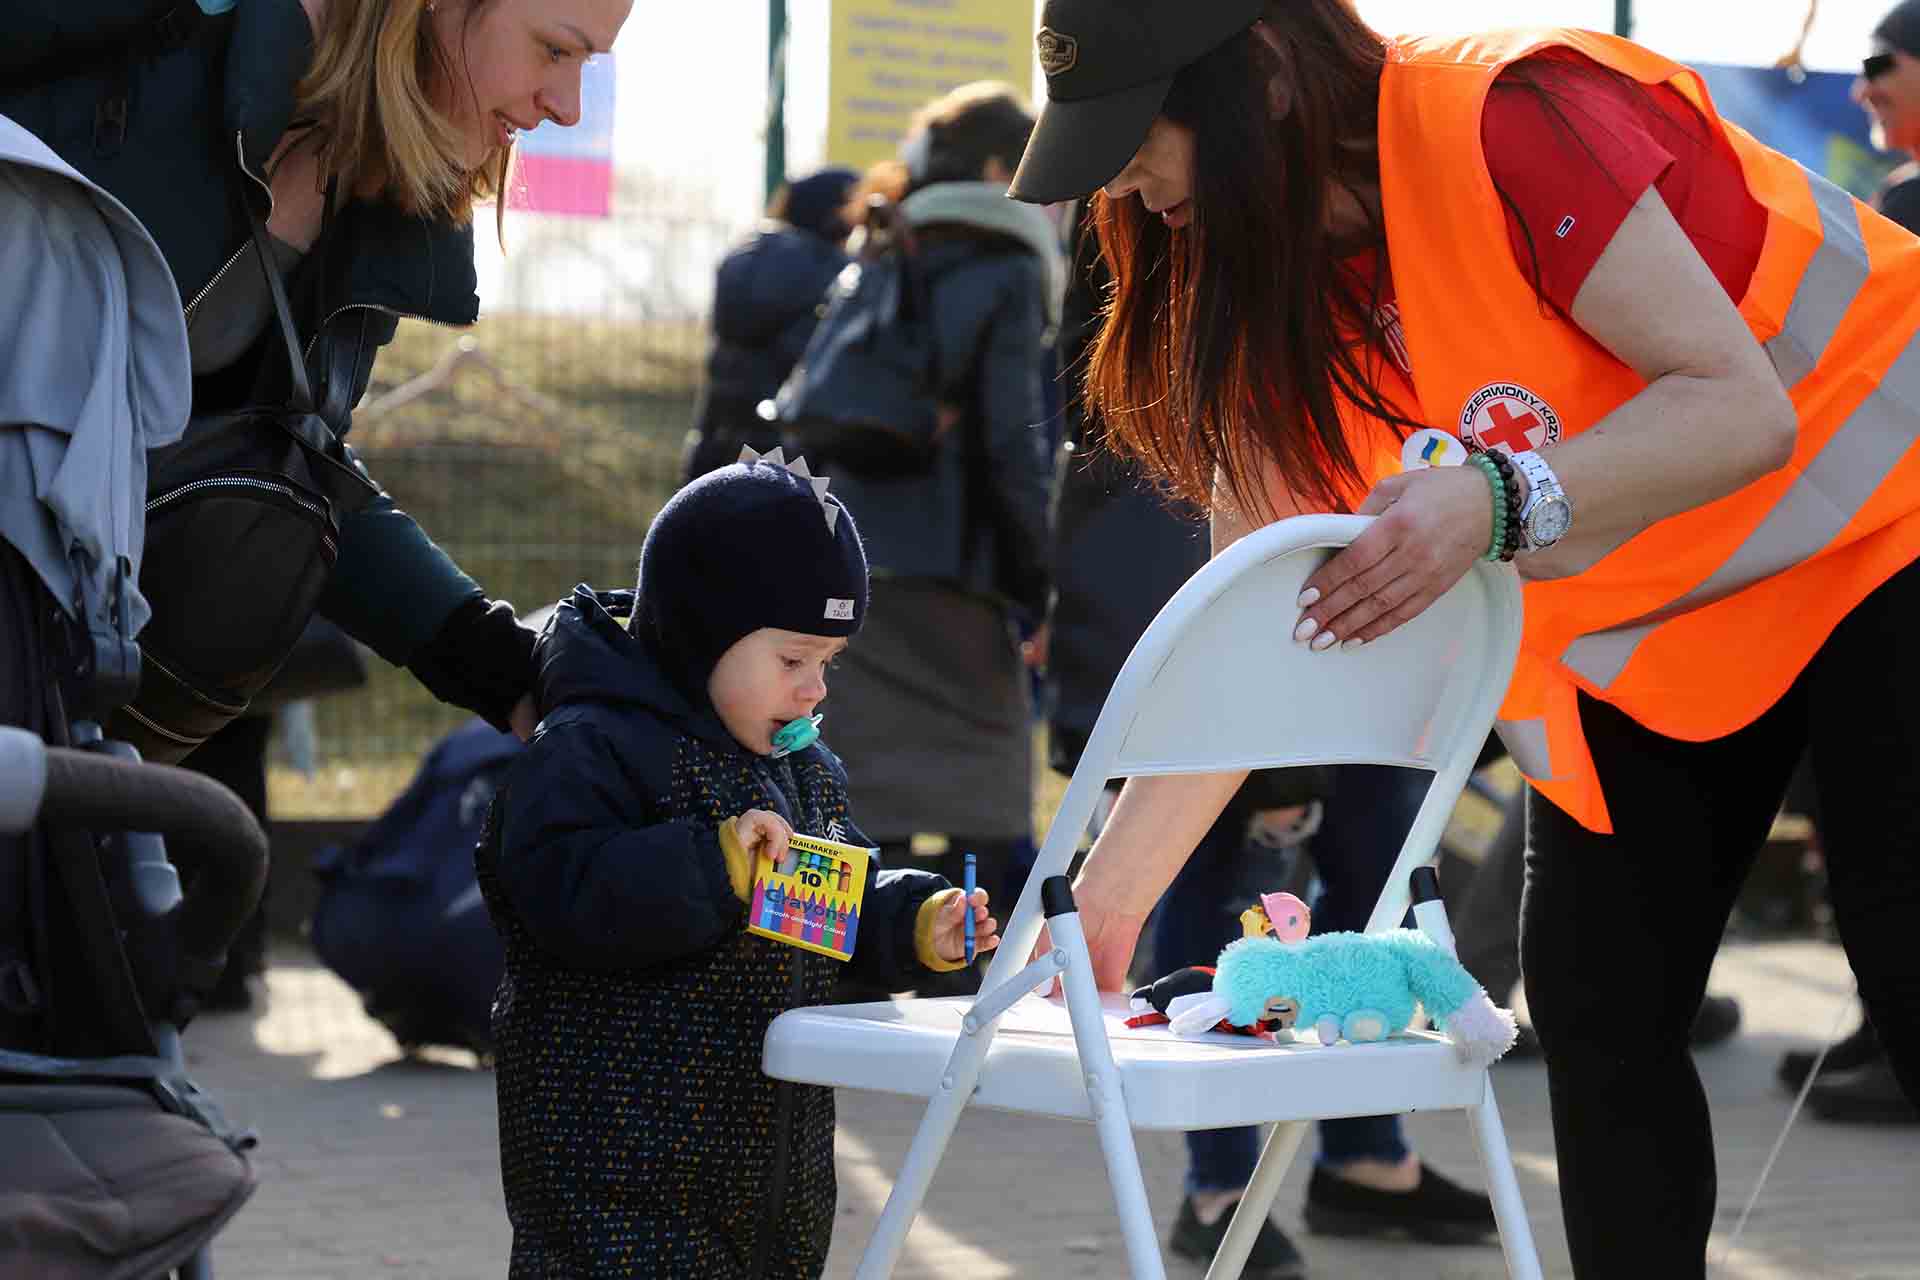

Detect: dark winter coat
[1044, 200, 1207, 763]
[475, 587, 949, 1278]
[1877, 165, 1920, 234]
[684, 223, 850, 479]
[818, 190, 1055, 620]
[2, 0, 531, 724]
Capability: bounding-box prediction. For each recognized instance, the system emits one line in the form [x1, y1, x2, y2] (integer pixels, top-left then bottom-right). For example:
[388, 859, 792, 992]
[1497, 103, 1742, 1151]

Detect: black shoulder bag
[109, 191, 379, 763]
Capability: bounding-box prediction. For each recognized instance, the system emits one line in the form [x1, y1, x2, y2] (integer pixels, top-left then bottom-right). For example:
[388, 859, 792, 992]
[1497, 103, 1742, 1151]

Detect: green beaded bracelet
[1469, 454, 1508, 562]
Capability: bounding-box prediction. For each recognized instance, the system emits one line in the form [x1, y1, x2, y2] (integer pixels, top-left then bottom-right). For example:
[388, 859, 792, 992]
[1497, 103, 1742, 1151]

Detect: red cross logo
[1480, 400, 1540, 452]
[1460, 382, 1562, 454]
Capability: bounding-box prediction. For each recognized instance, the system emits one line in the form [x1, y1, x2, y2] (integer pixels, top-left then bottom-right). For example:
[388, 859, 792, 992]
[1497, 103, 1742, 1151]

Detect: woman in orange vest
[1009, 1, 1920, 1274]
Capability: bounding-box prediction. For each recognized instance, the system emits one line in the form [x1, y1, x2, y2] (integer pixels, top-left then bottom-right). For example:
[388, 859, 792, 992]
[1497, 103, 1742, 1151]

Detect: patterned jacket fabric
[476, 586, 948, 1277]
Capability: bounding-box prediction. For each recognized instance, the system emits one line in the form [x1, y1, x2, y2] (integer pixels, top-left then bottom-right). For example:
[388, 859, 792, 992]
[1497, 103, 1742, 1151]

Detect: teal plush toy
[1168, 930, 1518, 1068]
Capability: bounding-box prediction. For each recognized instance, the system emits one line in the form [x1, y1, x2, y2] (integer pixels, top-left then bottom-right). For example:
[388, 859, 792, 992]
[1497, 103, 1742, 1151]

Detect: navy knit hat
[783, 166, 859, 241]
[634, 447, 868, 700]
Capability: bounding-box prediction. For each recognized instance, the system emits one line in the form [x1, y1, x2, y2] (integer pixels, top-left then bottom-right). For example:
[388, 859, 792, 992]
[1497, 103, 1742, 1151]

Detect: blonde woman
[3, 0, 632, 743]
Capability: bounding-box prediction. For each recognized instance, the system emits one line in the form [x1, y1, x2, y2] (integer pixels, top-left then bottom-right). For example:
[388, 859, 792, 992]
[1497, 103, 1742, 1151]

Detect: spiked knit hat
[633, 447, 868, 699]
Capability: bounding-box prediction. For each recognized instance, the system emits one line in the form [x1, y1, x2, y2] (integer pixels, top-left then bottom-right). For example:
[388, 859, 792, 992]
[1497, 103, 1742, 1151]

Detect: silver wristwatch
[1509, 450, 1573, 551]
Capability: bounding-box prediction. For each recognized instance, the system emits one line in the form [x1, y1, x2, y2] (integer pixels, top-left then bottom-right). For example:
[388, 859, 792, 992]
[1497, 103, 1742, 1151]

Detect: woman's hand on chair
[1295, 465, 1489, 649]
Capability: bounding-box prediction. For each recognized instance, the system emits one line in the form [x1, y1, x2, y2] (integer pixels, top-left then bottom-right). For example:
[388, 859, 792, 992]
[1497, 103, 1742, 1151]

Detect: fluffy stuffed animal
[1168, 930, 1518, 1067]
[1128, 893, 1317, 1038]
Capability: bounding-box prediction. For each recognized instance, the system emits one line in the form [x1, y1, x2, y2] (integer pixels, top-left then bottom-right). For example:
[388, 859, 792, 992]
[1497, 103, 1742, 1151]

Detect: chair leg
[855, 878, 1168, 1279]
[1049, 899, 1167, 1279]
[1204, 1120, 1308, 1280]
[1468, 1077, 1543, 1280]
[852, 1017, 996, 1278]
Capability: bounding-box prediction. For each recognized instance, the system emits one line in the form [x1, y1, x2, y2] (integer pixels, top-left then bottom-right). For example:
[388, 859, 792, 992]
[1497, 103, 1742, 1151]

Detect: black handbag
[109, 194, 379, 763]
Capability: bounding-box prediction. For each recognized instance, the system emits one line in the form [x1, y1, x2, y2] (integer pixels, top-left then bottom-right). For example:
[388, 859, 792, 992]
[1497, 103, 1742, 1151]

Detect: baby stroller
[0, 729, 267, 1280]
[1, 116, 265, 1277]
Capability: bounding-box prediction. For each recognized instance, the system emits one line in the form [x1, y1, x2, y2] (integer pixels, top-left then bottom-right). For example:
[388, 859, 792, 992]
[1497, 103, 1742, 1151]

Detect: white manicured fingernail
[1311, 631, 1337, 652]
[1342, 637, 1366, 652]
[1293, 618, 1318, 644]
[1297, 587, 1320, 607]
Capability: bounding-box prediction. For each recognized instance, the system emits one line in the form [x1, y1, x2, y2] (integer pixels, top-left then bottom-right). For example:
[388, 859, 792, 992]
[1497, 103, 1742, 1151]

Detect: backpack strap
[240, 178, 318, 417]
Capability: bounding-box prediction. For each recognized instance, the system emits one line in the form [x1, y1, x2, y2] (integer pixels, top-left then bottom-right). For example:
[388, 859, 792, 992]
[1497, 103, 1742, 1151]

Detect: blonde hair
[295, 0, 511, 229]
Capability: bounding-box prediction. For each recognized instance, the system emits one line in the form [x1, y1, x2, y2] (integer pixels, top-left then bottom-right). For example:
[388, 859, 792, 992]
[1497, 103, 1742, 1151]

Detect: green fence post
[766, 0, 788, 205]
[1615, 0, 1633, 39]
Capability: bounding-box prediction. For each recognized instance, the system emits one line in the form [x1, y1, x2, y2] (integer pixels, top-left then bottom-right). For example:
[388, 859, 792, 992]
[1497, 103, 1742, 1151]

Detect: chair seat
[764, 992, 1489, 1131]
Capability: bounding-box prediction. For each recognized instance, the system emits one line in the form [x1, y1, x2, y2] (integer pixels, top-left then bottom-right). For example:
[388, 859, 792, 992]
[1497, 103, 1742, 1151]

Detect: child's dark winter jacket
[475, 586, 949, 1279]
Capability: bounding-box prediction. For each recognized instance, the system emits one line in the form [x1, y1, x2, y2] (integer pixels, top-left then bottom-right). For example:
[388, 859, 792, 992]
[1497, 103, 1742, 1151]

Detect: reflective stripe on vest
[1764, 171, 1869, 390]
[1493, 715, 1557, 782]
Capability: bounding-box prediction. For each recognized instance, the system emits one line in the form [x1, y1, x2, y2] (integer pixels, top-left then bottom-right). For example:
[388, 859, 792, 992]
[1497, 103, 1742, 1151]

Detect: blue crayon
[963, 852, 976, 964]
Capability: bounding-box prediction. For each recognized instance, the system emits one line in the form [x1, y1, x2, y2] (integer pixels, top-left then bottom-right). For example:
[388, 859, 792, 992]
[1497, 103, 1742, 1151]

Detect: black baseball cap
[1876, 0, 1920, 58]
[1008, 0, 1266, 205]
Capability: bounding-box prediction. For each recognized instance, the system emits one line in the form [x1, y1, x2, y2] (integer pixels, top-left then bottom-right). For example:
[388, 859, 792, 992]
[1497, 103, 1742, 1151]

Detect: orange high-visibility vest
[1365, 30, 1920, 832]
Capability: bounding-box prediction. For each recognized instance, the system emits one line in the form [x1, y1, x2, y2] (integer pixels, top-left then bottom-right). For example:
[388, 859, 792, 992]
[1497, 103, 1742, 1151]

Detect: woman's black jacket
[2, 0, 532, 724]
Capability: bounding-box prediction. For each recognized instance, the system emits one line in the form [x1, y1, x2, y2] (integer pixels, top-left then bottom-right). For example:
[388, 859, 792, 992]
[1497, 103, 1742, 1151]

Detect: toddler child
[477, 452, 997, 1278]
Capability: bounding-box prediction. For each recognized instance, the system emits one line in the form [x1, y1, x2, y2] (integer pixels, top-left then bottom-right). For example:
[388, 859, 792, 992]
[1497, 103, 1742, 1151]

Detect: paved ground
[183, 937, 1920, 1278]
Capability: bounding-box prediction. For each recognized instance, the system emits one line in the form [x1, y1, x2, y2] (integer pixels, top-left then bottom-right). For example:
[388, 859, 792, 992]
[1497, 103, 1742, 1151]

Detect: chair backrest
[990, 514, 1522, 985]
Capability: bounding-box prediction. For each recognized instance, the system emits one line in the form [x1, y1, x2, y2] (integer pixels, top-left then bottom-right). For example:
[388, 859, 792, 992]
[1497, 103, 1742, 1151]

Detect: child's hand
[932, 888, 999, 965]
[733, 809, 792, 866]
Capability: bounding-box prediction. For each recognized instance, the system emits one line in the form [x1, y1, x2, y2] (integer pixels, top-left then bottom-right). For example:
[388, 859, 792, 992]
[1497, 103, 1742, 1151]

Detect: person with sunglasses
[1010, 2, 1920, 1275]
[1858, 4, 1920, 230]
[1769, 0, 1920, 1130]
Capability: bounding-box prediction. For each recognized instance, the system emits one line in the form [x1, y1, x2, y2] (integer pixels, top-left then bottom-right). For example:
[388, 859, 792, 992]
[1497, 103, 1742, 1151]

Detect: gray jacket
[0, 114, 189, 648]
[823, 183, 1059, 618]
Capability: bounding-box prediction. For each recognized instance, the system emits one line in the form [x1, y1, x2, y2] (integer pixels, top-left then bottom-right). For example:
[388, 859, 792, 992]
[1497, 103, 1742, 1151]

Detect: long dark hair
[1086, 0, 1404, 519]
[1086, 8, 1717, 520]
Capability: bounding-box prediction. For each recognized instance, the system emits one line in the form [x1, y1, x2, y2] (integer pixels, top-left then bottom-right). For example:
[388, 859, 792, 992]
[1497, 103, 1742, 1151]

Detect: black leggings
[1520, 557, 1920, 1278]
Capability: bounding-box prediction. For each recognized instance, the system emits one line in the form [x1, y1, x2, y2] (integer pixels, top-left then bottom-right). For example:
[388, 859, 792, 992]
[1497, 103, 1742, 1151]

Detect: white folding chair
[764, 513, 1542, 1278]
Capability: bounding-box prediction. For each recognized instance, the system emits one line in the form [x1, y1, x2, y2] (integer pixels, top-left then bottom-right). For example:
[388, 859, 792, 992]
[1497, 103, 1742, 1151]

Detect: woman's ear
[1251, 20, 1295, 121]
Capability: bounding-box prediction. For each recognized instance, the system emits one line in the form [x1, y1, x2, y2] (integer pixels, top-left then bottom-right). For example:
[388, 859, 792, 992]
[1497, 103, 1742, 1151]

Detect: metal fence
[280, 197, 739, 815]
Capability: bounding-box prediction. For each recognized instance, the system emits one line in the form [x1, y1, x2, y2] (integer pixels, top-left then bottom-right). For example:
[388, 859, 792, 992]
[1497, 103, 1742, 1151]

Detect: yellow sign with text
[827, 0, 1036, 173]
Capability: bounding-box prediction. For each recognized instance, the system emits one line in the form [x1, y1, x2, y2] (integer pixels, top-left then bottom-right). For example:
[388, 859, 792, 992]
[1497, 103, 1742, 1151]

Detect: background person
[1765, 0, 1920, 1125]
[680, 165, 859, 482]
[808, 82, 1059, 986]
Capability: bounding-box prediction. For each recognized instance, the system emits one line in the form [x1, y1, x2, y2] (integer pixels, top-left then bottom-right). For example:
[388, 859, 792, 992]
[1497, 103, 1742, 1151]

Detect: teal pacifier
[770, 714, 822, 759]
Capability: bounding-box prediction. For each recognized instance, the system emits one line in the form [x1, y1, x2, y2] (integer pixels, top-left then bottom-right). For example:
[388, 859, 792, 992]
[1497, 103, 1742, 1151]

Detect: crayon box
[745, 831, 872, 962]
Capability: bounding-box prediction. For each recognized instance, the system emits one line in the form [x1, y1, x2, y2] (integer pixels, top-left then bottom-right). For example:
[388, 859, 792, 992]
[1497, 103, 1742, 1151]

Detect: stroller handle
[0, 727, 269, 973]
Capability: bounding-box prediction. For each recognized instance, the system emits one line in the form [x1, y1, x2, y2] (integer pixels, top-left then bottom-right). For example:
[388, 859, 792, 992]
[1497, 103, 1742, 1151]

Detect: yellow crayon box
[745, 831, 872, 962]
